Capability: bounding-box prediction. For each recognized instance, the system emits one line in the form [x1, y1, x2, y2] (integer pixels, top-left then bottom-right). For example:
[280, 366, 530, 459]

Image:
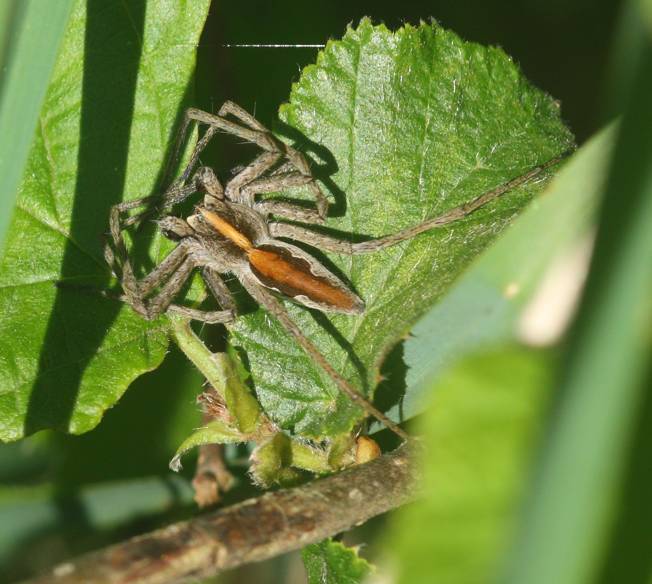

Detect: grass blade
[503, 23, 652, 584]
[0, 0, 74, 248]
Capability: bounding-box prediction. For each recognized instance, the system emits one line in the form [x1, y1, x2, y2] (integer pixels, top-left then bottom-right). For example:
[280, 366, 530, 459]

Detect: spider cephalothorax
[104, 101, 567, 440]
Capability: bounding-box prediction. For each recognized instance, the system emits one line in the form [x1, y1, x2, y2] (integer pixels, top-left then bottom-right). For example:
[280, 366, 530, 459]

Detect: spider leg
[154, 265, 236, 324]
[170, 107, 279, 187]
[231, 158, 327, 223]
[167, 305, 234, 324]
[217, 100, 269, 132]
[269, 152, 570, 254]
[169, 103, 329, 217]
[239, 275, 409, 441]
[108, 239, 192, 319]
[224, 151, 282, 204]
[269, 161, 297, 175]
[201, 267, 238, 314]
[105, 198, 163, 315]
[254, 201, 325, 224]
[194, 166, 225, 206]
[112, 245, 234, 324]
[150, 264, 236, 324]
[268, 222, 356, 254]
[241, 172, 313, 199]
[140, 254, 234, 324]
[105, 174, 198, 265]
[138, 244, 189, 296]
[229, 160, 323, 223]
[107, 195, 158, 232]
[144, 256, 196, 316]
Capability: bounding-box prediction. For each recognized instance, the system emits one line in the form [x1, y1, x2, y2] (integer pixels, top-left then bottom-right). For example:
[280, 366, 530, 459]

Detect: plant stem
[170, 316, 261, 433]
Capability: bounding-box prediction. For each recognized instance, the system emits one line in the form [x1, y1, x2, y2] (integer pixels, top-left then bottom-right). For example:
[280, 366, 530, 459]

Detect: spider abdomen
[248, 246, 359, 312]
[196, 206, 363, 314]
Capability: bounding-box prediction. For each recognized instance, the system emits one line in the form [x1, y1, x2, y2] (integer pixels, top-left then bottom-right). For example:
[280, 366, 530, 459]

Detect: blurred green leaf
[0, 0, 211, 441]
[383, 118, 623, 582]
[503, 23, 652, 584]
[302, 539, 373, 584]
[0, 0, 74, 249]
[386, 125, 614, 427]
[230, 20, 573, 439]
[387, 346, 554, 584]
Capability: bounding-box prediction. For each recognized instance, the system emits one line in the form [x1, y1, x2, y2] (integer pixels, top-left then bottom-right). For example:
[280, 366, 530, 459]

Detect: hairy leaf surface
[302, 539, 372, 584]
[230, 20, 573, 437]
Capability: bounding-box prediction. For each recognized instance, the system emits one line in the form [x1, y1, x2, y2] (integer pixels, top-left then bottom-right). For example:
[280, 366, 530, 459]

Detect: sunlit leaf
[230, 20, 573, 438]
[0, 0, 211, 441]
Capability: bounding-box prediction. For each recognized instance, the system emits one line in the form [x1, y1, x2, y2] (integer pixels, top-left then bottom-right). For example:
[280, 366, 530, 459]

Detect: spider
[104, 101, 567, 441]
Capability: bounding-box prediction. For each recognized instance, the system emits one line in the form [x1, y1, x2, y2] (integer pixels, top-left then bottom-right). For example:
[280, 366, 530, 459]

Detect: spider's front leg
[168, 102, 329, 218]
[105, 166, 219, 282]
[104, 196, 160, 314]
[224, 151, 325, 224]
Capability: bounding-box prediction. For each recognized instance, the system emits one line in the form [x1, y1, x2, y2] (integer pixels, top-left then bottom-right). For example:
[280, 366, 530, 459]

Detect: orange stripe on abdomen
[248, 248, 355, 310]
[199, 208, 252, 250]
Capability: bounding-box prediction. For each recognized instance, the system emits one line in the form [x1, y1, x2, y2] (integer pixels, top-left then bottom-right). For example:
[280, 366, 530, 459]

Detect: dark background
[198, 0, 624, 147]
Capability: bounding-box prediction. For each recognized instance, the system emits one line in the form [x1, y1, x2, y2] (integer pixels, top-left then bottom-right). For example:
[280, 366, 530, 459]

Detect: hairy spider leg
[224, 151, 283, 203]
[103, 189, 236, 324]
[164, 102, 329, 217]
[268, 151, 571, 254]
[219, 105, 332, 217]
[105, 167, 222, 286]
[107, 234, 235, 324]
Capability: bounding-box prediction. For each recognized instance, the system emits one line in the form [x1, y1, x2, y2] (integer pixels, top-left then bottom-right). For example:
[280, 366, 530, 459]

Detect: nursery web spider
[105, 101, 567, 441]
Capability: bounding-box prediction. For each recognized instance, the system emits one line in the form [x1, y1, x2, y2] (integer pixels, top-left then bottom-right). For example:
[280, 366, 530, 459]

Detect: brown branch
[23, 441, 421, 584]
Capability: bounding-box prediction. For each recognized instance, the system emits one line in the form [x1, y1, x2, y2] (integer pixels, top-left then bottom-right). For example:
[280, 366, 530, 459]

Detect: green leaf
[230, 20, 573, 438]
[388, 124, 614, 426]
[0, 0, 74, 248]
[302, 539, 373, 584]
[170, 419, 244, 472]
[0, 0, 211, 441]
[387, 346, 555, 584]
